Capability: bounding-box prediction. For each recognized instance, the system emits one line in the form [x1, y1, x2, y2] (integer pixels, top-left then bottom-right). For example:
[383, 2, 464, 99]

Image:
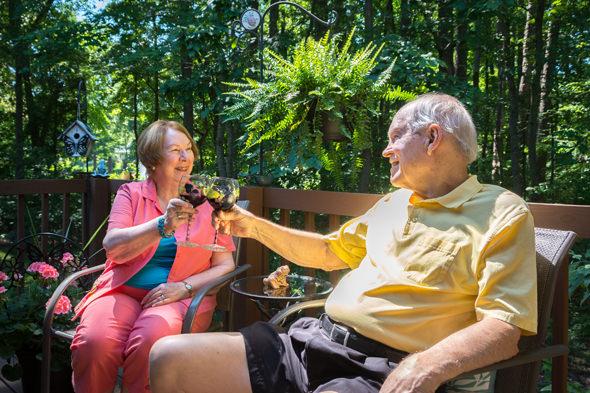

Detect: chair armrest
[181, 264, 251, 334]
[43, 263, 106, 336]
[456, 344, 568, 377]
[269, 298, 327, 326]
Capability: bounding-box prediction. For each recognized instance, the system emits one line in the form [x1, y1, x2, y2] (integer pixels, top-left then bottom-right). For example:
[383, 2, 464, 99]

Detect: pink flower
[27, 261, 46, 273]
[38, 265, 59, 280]
[47, 295, 72, 315]
[60, 252, 75, 267]
[0, 271, 8, 282]
[27, 262, 59, 280]
[0, 286, 6, 294]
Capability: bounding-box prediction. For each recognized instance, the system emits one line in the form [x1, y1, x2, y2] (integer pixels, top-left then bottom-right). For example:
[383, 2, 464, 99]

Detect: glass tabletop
[230, 274, 333, 301]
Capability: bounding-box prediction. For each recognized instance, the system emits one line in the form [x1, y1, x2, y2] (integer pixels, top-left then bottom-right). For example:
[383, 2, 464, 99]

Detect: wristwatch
[182, 281, 193, 296]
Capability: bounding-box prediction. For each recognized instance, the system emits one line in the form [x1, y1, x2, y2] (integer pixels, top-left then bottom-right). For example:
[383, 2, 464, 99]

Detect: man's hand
[380, 355, 440, 393]
[212, 204, 256, 238]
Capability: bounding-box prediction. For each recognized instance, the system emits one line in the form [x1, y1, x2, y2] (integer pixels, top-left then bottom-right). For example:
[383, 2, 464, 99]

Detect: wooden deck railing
[1, 178, 588, 392]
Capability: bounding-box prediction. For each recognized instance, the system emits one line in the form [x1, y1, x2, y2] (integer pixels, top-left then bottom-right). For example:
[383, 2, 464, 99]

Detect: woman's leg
[149, 332, 252, 393]
[122, 300, 214, 393]
[71, 292, 143, 393]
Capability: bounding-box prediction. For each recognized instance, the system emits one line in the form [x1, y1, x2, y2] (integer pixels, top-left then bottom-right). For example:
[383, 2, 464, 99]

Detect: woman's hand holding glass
[163, 198, 195, 234]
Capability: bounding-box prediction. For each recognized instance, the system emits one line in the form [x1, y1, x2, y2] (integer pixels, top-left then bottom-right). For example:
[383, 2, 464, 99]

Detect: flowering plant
[0, 251, 85, 381]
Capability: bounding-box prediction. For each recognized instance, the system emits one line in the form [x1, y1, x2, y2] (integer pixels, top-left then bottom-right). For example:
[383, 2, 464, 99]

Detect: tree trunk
[526, 0, 546, 189]
[455, 5, 468, 80]
[268, 5, 278, 38]
[383, 0, 394, 35]
[539, 18, 559, 134]
[152, 11, 160, 121]
[437, 0, 455, 76]
[179, 31, 194, 137]
[214, 116, 226, 177]
[358, 148, 371, 192]
[364, 0, 374, 42]
[400, 0, 410, 37]
[518, 0, 535, 185]
[539, 17, 560, 191]
[492, 62, 504, 182]
[310, 0, 328, 39]
[8, 0, 25, 179]
[472, 46, 481, 89]
[133, 73, 139, 179]
[499, 16, 524, 195]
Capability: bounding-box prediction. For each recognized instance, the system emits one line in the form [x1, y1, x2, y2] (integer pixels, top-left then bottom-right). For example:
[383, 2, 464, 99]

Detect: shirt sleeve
[107, 183, 134, 231]
[323, 215, 368, 269]
[475, 209, 537, 335]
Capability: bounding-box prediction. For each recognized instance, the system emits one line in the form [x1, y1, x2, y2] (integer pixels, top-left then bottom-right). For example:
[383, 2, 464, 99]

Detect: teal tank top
[125, 237, 177, 290]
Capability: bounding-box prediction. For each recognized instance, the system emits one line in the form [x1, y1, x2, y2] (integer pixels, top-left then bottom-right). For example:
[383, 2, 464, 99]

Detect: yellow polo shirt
[323, 175, 537, 353]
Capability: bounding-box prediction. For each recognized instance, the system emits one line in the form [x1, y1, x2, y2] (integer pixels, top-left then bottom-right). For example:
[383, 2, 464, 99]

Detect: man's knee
[149, 336, 184, 391]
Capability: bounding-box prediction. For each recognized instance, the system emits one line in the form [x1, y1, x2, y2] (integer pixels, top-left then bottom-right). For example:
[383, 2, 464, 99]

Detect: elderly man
[149, 93, 536, 393]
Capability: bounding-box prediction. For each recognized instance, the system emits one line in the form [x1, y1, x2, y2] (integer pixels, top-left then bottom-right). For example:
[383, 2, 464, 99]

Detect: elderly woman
[71, 120, 235, 393]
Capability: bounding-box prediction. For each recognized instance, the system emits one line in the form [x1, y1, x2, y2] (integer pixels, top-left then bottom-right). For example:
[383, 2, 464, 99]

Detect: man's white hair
[398, 93, 478, 163]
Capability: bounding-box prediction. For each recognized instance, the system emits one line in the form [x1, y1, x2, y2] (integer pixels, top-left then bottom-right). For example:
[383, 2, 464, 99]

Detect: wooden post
[233, 186, 265, 328]
[85, 176, 110, 265]
[552, 255, 569, 393]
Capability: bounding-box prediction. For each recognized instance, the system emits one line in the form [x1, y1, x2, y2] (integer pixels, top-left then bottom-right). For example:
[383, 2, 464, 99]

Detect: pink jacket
[74, 179, 234, 319]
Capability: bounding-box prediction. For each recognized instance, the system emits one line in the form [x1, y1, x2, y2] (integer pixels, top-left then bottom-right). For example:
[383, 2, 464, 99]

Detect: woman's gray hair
[399, 93, 478, 163]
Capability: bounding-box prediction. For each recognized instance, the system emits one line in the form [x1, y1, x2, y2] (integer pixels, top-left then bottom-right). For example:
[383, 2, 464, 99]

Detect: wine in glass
[199, 177, 240, 252]
[176, 174, 210, 247]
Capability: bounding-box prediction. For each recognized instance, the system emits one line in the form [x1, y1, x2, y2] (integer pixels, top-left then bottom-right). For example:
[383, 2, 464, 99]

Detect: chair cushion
[446, 371, 496, 392]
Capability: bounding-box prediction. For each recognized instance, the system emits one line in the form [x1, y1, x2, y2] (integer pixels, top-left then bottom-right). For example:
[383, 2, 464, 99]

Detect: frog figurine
[92, 159, 109, 178]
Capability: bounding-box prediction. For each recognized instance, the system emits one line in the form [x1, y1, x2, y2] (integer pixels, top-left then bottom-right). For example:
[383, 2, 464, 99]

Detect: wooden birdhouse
[59, 120, 97, 158]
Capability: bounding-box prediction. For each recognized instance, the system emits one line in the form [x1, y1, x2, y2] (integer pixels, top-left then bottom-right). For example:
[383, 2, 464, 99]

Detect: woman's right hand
[164, 198, 196, 232]
[212, 204, 255, 238]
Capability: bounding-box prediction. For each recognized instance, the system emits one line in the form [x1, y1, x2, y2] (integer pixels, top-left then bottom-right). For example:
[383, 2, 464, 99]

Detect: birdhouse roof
[59, 120, 97, 141]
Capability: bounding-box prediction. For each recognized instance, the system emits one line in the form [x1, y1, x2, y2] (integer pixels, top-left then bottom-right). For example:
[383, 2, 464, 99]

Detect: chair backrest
[214, 199, 250, 331]
[494, 228, 577, 393]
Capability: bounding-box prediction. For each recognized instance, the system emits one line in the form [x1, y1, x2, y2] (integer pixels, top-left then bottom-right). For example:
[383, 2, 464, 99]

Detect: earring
[151, 166, 156, 171]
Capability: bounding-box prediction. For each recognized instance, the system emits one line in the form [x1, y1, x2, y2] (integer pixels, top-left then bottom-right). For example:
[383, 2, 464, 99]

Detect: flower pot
[16, 348, 74, 393]
[321, 112, 346, 142]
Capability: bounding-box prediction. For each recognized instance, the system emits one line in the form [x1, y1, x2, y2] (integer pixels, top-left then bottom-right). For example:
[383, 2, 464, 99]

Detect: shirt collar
[141, 177, 159, 203]
[411, 175, 482, 208]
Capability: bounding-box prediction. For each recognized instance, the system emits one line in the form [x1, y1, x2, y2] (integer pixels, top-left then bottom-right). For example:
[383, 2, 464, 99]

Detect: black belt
[319, 314, 407, 363]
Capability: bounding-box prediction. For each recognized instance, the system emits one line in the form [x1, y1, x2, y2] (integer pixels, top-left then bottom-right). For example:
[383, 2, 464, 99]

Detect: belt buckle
[328, 318, 351, 347]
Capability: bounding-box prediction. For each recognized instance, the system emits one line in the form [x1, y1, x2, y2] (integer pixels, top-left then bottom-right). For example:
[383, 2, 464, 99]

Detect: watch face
[241, 9, 261, 31]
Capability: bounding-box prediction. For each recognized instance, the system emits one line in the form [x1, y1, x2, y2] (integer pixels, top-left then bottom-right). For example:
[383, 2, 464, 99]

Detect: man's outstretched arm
[380, 317, 521, 393]
[215, 205, 348, 271]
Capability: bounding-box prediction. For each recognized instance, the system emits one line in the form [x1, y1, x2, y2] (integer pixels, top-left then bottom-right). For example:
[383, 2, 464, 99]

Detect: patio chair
[269, 227, 577, 393]
[41, 200, 250, 393]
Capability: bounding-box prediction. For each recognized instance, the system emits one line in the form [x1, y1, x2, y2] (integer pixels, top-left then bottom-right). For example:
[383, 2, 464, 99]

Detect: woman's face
[153, 128, 195, 184]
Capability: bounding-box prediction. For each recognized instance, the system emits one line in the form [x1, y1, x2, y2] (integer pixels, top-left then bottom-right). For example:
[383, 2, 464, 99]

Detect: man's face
[381, 116, 430, 190]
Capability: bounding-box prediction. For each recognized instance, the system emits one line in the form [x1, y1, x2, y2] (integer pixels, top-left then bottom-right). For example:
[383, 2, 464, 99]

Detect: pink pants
[70, 285, 214, 393]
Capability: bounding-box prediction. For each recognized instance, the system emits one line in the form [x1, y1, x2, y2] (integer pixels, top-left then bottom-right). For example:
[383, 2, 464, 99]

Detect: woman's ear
[426, 124, 443, 155]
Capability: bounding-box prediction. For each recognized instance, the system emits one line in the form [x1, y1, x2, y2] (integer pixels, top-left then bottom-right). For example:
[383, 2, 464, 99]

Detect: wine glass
[199, 177, 240, 252]
[176, 174, 210, 247]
